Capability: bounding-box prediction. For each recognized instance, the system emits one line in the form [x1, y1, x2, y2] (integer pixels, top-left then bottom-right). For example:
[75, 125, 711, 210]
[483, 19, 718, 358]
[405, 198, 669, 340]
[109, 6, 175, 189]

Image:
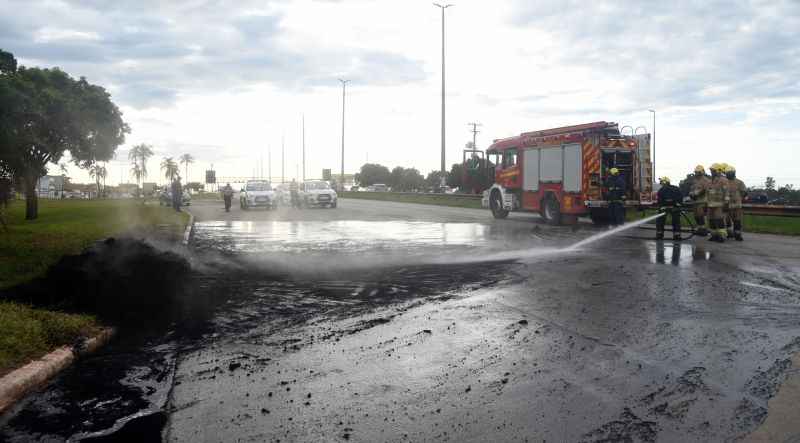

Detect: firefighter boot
[734, 220, 743, 241]
[656, 231, 664, 241]
[694, 216, 708, 236]
[673, 233, 682, 241]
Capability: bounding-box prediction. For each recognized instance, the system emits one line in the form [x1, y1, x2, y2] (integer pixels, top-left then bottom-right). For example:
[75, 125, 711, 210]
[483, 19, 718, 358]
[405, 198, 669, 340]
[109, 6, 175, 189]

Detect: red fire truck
[481, 121, 653, 225]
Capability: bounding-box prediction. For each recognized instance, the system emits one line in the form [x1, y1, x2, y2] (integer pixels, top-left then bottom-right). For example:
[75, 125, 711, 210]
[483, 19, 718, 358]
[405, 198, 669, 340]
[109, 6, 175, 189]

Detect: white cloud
[5, 0, 799, 188]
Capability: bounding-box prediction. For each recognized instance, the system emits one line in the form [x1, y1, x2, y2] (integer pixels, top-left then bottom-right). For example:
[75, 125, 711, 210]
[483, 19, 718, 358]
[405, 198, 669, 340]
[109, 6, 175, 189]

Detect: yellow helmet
[725, 164, 735, 174]
[709, 163, 720, 172]
[609, 167, 619, 175]
[659, 176, 671, 185]
[694, 165, 705, 174]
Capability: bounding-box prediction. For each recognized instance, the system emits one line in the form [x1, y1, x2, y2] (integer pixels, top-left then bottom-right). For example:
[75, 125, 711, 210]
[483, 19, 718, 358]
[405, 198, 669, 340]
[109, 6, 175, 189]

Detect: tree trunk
[24, 175, 38, 220]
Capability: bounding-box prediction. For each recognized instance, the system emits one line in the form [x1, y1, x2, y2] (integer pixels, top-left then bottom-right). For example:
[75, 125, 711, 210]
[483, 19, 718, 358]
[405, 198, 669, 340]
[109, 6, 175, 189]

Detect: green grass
[628, 209, 800, 236]
[0, 198, 189, 289]
[341, 191, 482, 209]
[0, 301, 101, 376]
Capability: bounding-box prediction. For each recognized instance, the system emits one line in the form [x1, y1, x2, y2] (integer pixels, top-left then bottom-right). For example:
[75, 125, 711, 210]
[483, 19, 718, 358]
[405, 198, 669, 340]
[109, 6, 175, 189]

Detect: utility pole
[281, 135, 285, 184]
[648, 109, 656, 183]
[268, 146, 272, 182]
[468, 122, 481, 151]
[302, 114, 306, 182]
[338, 79, 350, 192]
[434, 3, 453, 190]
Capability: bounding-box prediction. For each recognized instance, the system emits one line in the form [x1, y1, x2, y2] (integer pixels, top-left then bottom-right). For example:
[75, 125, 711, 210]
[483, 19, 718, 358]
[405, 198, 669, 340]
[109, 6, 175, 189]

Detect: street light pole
[434, 3, 453, 190]
[648, 109, 656, 182]
[302, 114, 306, 182]
[338, 79, 349, 192]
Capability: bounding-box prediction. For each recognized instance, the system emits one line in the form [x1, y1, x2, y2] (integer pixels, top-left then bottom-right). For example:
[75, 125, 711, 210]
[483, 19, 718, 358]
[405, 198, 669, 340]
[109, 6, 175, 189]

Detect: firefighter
[655, 176, 683, 241]
[688, 165, 711, 236]
[703, 163, 730, 242]
[604, 167, 626, 226]
[725, 165, 747, 241]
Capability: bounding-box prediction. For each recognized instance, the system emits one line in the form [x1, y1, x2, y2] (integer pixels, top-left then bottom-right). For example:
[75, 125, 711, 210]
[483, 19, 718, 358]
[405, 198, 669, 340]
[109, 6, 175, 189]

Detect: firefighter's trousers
[707, 206, 725, 238]
[609, 200, 625, 226]
[693, 202, 707, 232]
[656, 207, 681, 234]
[727, 207, 743, 236]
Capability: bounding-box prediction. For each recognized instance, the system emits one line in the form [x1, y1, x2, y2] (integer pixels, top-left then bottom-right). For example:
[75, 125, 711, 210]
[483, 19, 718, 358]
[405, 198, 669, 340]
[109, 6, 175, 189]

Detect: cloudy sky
[2, 0, 799, 187]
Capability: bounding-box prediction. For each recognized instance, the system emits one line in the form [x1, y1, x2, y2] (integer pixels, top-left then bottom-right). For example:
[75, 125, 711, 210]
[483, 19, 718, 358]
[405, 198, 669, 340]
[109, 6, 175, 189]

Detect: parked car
[745, 194, 768, 204]
[372, 183, 388, 192]
[768, 197, 787, 206]
[158, 187, 191, 206]
[274, 183, 291, 206]
[240, 180, 277, 210]
[299, 180, 337, 208]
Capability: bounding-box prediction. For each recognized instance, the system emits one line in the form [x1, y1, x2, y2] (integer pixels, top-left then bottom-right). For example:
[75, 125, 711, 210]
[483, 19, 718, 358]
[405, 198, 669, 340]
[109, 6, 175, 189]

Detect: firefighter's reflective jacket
[689, 175, 711, 203]
[726, 178, 747, 209]
[704, 176, 729, 208]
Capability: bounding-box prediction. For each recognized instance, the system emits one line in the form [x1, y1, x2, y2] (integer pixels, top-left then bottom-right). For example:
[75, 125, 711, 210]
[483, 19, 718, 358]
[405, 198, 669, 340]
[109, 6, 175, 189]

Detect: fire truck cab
[481, 121, 653, 225]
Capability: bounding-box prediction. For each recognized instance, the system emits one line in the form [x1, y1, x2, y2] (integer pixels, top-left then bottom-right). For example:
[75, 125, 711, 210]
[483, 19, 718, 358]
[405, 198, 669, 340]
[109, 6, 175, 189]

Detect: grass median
[0, 198, 189, 376]
[628, 209, 800, 236]
[0, 301, 102, 377]
[340, 191, 482, 209]
[0, 198, 190, 290]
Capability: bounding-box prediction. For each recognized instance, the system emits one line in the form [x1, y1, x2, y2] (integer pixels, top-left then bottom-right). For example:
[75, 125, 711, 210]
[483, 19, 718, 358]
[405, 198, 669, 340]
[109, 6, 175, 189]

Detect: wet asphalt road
[3, 198, 800, 442]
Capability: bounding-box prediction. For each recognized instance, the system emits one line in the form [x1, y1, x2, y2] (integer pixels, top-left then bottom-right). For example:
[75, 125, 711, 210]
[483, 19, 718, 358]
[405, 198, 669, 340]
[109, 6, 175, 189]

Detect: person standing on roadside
[290, 179, 300, 209]
[171, 177, 183, 212]
[703, 164, 729, 242]
[688, 165, 711, 236]
[655, 176, 683, 241]
[604, 167, 626, 227]
[724, 165, 747, 241]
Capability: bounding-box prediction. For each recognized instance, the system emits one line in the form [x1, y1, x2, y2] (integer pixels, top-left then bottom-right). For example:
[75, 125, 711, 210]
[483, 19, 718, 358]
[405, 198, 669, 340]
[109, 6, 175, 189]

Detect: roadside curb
[0, 327, 116, 415]
[182, 211, 194, 245]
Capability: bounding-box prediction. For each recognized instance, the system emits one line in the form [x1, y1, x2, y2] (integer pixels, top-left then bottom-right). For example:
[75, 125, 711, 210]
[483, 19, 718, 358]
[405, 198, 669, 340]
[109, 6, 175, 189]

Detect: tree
[0, 50, 129, 219]
[161, 157, 179, 182]
[765, 177, 776, 191]
[447, 163, 465, 189]
[399, 167, 425, 192]
[88, 163, 107, 197]
[128, 143, 154, 196]
[179, 153, 194, 183]
[354, 163, 391, 187]
[425, 170, 448, 190]
[389, 166, 405, 190]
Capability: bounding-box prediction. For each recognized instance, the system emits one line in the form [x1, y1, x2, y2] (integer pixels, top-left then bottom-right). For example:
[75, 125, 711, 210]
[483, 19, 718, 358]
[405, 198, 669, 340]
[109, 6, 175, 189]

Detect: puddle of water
[647, 243, 712, 266]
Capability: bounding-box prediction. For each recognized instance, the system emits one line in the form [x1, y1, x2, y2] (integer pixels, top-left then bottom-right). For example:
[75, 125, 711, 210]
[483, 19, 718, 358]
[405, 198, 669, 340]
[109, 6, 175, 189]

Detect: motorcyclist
[655, 176, 683, 241]
[604, 167, 626, 226]
[222, 183, 234, 212]
[687, 165, 711, 236]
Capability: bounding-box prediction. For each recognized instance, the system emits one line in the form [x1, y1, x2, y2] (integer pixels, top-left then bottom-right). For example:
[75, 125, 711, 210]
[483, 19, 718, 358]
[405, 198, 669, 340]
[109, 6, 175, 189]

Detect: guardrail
[344, 191, 800, 217]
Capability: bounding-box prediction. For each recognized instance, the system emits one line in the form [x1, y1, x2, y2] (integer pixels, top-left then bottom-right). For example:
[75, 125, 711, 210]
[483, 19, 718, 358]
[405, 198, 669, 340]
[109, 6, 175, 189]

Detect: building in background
[36, 175, 65, 199]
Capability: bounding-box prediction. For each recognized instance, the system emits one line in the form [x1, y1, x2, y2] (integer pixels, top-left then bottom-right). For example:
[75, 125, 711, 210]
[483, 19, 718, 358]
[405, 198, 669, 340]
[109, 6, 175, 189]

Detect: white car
[240, 180, 277, 210]
[299, 180, 337, 208]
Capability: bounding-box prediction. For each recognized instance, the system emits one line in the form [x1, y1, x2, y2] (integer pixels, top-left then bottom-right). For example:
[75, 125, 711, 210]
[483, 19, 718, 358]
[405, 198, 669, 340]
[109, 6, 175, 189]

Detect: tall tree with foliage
[88, 163, 107, 197]
[161, 157, 180, 182]
[0, 50, 129, 219]
[179, 153, 194, 183]
[354, 163, 391, 187]
[765, 177, 776, 192]
[128, 143, 154, 194]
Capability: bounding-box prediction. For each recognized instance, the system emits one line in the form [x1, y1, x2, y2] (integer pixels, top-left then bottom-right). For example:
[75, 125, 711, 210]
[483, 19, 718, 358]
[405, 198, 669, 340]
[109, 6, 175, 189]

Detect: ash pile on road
[2, 237, 195, 329]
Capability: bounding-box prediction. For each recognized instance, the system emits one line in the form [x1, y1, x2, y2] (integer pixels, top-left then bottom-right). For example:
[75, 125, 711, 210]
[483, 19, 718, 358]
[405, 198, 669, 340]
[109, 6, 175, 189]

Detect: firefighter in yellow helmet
[655, 176, 683, 240]
[688, 165, 711, 236]
[604, 167, 626, 226]
[701, 163, 730, 242]
[724, 165, 747, 241]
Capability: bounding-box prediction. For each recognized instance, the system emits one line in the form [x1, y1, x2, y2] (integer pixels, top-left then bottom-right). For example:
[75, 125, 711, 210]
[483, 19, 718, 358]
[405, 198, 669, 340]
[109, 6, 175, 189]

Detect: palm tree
[88, 163, 107, 197]
[128, 144, 154, 194]
[179, 154, 194, 184]
[161, 157, 180, 182]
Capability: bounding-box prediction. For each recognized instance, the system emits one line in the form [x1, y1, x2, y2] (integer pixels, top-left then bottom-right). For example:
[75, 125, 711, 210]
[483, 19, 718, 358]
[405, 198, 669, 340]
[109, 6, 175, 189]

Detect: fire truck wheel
[490, 190, 509, 219]
[541, 196, 561, 225]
